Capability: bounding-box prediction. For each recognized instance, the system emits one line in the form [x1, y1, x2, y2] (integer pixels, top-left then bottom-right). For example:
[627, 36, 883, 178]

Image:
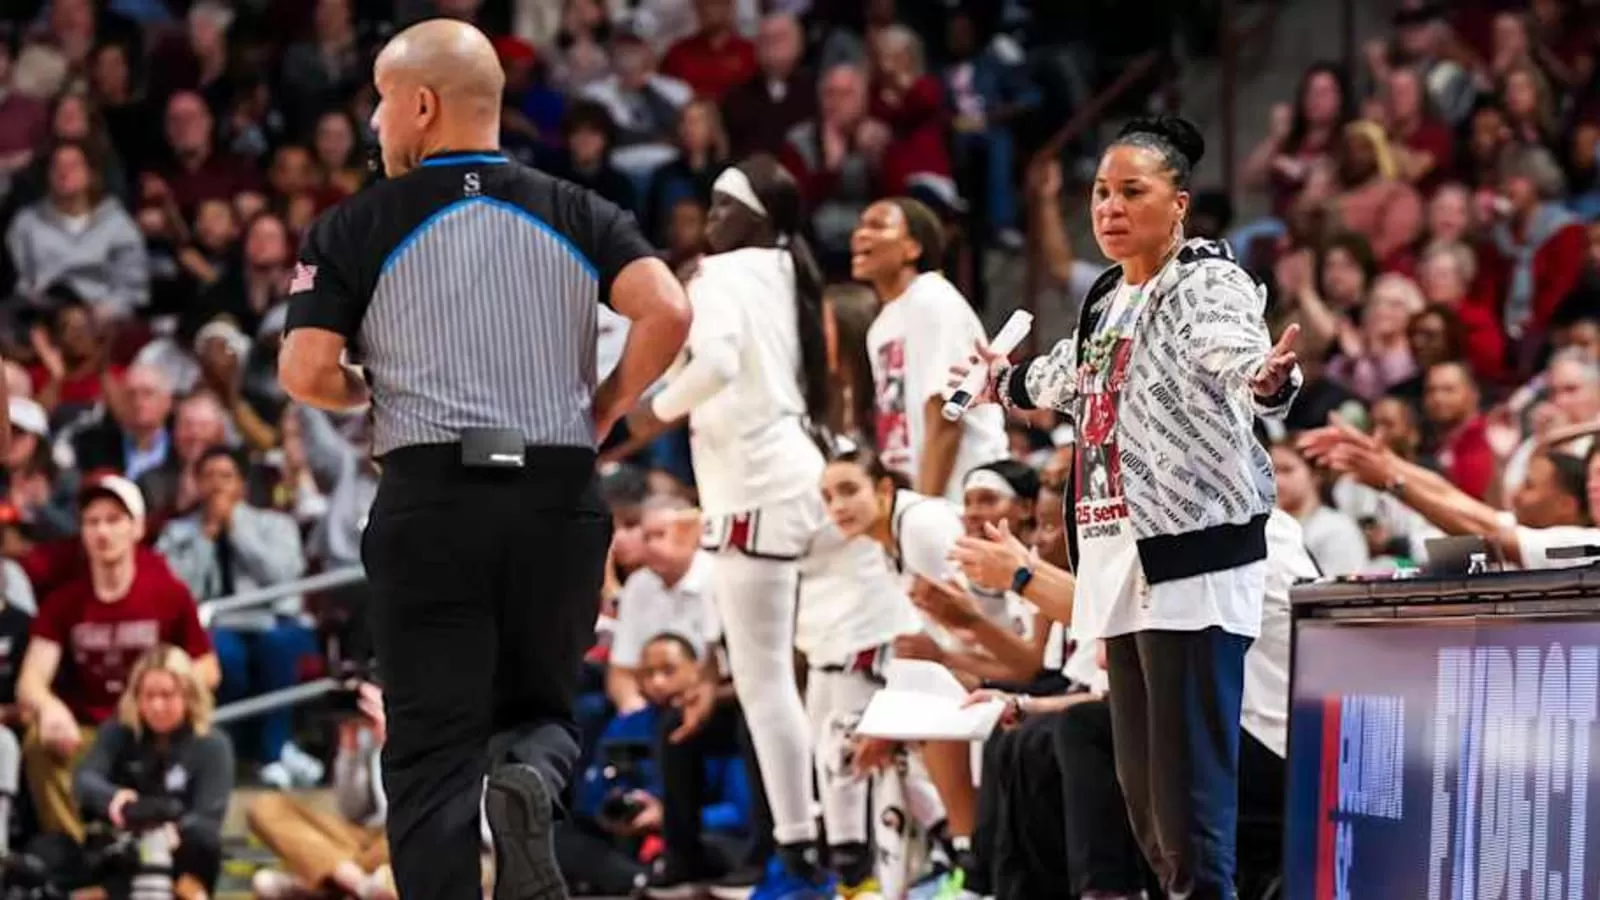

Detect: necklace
[1079, 240, 1182, 378]
[1081, 287, 1145, 377]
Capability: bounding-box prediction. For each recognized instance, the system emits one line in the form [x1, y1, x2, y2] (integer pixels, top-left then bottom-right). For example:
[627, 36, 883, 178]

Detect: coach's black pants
[1107, 627, 1252, 900]
[363, 445, 611, 900]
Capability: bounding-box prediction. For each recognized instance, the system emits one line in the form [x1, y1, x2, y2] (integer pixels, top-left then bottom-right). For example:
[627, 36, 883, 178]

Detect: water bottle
[1467, 552, 1489, 575]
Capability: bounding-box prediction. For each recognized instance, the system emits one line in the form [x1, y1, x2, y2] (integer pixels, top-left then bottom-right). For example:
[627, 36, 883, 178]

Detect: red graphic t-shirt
[874, 338, 911, 469]
[1070, 282, 1148, 641]
[32, 560, 212, 725]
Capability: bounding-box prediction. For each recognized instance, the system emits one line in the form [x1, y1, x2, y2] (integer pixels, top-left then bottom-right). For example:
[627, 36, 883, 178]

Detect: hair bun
[1118, 115, 1206, 168]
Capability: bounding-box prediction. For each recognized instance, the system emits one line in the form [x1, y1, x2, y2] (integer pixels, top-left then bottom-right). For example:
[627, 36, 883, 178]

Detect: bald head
[379, 19, 504, 109]
[371, 18, 505, 176]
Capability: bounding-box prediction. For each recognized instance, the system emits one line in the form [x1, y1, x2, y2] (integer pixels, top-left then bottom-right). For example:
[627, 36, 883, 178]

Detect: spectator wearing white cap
[6, 397, 49, 469]
[3, 396, 75, 542]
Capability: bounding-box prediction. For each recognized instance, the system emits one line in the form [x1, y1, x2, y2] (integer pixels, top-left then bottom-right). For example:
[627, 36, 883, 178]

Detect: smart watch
[1010, 564, 1035, 595]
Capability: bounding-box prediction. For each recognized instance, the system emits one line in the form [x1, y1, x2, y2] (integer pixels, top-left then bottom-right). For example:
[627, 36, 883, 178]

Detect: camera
[328, 659, 378, 717]
[594, 739, 651, 827]
[598, 788, 646, 824]
[97, 796, 187, 900]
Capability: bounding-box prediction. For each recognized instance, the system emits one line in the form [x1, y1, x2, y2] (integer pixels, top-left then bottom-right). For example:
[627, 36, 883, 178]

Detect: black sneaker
[484, 764, 567, 900]
[706, 864, 763, 899]
[642, 865, 703, 899]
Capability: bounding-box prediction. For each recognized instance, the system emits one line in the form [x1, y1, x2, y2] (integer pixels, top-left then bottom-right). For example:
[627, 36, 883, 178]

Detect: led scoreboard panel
[1286, 572, 1600, 900]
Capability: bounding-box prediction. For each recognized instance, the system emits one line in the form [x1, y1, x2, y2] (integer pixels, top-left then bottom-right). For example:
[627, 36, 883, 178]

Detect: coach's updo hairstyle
[1110, 115, 1207, 191]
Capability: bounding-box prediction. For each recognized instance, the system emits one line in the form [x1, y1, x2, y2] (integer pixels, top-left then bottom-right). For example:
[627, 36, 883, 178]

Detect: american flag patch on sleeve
[288, 263, 318, 294]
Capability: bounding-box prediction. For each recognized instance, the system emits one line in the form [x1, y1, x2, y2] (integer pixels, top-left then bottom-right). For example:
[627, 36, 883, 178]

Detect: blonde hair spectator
[119, 645, 215, 736]
[1418, 242, 1478, 304]
[1368, 272, 1427, 318]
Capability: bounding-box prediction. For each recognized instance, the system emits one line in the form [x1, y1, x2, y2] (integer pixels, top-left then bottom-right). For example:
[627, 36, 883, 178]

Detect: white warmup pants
[806, 654, 948, 898]
[806, 663, 881, 847]
[709, 550, 817, 845]
[874, 747, 947, 898]
[703, 495, 826, 845]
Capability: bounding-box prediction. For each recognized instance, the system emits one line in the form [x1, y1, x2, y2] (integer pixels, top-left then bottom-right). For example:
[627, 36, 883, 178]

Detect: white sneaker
[252, 868, 299, 899]
[258, 761, 293, 790]
[279, 742, 326, 787]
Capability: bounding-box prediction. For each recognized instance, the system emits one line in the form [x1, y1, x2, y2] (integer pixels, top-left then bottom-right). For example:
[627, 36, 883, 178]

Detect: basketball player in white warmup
[819, 447, 1023, 898]
[797, 456, 936, 898]
[623, 154, 833, 897]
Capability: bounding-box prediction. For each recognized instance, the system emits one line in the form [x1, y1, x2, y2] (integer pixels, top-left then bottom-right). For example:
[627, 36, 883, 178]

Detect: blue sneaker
[748, 856, 837, 900]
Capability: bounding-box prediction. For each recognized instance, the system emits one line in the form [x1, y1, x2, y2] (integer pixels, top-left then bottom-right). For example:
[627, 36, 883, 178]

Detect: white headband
[713, 168, 768, 218]
[964, 469, 1016, 500]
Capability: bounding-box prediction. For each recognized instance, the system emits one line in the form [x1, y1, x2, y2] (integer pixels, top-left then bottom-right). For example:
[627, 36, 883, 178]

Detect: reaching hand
[668, 681, 717, 745]
[1252, 323, 1300, 399]
[40, 701, 80, 756]
[626, 792, 663, 834]
[108, 789, 138, 829]
[892, 632, 944, 663]
[358, 682, 386, 744]
[964, 689, 1022, 728]
[29, 326, 64, 380]
[1269, 102, 1294, 140]
[1026, 157, 1063, 201]
[947, 520, 1031, 591]
[850, 736, 897, 777]
[1297, 415, 1392, 488]
[909, 576, 983, 629]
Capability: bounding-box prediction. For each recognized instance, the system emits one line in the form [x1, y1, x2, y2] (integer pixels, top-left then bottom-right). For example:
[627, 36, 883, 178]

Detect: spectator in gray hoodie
[4, 141, 147, 319]
[156, 445, 313, 771]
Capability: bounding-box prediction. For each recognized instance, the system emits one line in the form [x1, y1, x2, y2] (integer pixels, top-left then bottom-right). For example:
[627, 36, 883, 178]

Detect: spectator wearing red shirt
[867, 26, 952, 198]
[722, 14, 816, 159]
[1415, 242, 1508, 385]
[27, 294, 128, 418]
[659, 0, 758, 102]
[16, 475, 217, 843]
[1380, 66, 1454, 196]
[0, 40, 50, 179]
[148, 91, 265, 218]
[1487, 145, 1589, 377]
[1422, 361, 1497, 501]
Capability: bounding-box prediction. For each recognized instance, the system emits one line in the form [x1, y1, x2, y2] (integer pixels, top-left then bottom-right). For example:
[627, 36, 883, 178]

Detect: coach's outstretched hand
[1251, 323, 1300, 400]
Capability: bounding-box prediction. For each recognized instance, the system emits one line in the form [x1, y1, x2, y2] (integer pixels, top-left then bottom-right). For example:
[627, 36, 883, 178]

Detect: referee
[278, 19, 690, 900]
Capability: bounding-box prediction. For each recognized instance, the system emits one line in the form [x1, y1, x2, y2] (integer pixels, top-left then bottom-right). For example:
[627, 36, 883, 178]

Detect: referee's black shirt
[283, 150, 657, 457]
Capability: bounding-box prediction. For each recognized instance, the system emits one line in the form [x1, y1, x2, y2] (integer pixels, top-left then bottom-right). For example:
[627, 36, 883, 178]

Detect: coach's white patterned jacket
[999, 238, 1301, 585]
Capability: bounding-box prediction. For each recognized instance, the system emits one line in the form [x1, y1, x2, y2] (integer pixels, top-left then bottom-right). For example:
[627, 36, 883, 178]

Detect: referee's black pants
[362, 445, 611, 900]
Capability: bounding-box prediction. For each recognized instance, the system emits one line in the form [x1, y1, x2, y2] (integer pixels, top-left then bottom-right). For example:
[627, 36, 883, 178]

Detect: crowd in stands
[3, 0, 1600, 897]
